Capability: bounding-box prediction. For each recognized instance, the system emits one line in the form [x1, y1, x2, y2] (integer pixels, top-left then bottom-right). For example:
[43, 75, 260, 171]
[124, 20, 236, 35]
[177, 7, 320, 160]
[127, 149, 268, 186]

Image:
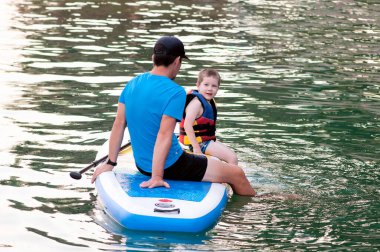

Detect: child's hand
[193, 148, 203, 155]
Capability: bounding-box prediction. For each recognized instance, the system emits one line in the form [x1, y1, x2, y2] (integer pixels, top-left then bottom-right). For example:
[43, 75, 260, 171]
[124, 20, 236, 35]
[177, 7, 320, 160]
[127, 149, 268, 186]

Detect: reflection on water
[0, 0, 379, 250]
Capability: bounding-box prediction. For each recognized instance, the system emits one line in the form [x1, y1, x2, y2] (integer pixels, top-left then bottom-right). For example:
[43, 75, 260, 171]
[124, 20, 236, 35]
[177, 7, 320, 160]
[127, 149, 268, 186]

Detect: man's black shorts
[137, 151, 208, 181]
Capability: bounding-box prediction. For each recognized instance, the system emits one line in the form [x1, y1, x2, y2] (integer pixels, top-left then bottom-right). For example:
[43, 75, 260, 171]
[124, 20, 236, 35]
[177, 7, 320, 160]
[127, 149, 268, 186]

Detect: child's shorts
[189, 140, 213, 154]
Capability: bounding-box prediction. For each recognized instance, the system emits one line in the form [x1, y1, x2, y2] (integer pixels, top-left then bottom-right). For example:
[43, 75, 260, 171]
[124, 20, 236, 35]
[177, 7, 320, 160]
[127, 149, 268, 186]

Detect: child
[179, 69, 238, 165]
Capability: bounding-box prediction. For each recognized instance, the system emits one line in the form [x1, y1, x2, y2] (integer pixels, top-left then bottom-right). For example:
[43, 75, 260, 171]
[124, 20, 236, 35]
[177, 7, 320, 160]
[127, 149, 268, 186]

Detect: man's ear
[175, 56, 181, 65]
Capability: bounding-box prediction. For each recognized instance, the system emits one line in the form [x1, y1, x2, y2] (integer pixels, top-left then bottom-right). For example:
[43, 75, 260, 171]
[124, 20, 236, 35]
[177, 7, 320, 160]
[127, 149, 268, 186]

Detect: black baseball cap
[153, 36, 189, 60]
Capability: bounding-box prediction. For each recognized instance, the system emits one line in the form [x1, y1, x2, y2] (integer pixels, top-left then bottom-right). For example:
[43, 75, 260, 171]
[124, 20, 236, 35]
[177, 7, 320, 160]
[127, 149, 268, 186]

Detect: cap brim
[181, 55, 190, 60]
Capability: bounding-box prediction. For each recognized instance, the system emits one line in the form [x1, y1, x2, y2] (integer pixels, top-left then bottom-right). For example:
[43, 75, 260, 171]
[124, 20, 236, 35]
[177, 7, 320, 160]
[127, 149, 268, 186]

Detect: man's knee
[229, 165, 246, 181]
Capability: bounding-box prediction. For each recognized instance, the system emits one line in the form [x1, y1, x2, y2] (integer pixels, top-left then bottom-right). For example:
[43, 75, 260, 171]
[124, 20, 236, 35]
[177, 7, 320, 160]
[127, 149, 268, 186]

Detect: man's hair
[153, 54, 178, 67]
[152, 36, 188, 66]
[197, 68, 221, 86]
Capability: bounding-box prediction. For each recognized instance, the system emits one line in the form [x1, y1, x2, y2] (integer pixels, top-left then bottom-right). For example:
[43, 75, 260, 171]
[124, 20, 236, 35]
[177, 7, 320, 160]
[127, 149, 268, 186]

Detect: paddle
[69, 141, 131, 180]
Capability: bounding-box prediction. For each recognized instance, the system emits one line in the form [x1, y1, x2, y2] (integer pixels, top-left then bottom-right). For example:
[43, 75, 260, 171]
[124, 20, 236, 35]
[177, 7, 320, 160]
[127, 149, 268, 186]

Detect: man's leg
[202, 157, 256, 196]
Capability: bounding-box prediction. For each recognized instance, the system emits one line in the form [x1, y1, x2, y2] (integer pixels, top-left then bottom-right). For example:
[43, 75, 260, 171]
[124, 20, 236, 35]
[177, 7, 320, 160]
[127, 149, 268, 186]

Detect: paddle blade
[70, 171, 82, 180]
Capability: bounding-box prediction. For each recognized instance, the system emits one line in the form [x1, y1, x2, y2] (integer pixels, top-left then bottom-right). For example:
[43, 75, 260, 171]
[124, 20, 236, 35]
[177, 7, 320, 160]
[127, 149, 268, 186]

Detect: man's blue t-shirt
[119, 72, 185, 172]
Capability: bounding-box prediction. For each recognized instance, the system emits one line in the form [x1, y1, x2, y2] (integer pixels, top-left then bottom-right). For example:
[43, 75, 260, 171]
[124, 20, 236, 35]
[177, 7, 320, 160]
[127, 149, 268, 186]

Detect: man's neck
[150, 65, 172, 79]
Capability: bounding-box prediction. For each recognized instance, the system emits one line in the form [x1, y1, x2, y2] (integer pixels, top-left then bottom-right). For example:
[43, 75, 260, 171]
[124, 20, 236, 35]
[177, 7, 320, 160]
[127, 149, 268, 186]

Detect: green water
[0, 0, 379, 251]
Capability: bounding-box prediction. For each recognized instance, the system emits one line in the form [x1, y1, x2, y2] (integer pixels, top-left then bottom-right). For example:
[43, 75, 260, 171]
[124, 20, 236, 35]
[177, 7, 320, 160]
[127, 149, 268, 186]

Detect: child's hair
[197, 68, 221, 86]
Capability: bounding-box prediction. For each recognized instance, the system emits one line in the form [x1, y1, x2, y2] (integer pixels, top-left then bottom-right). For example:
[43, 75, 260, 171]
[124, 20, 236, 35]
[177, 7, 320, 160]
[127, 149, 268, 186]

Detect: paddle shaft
[70, 141, 131, 180]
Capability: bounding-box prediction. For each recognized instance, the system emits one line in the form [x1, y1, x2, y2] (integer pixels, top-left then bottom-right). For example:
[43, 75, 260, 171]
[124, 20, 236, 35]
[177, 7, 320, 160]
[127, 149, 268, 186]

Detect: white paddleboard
[95, 131, 228, 233]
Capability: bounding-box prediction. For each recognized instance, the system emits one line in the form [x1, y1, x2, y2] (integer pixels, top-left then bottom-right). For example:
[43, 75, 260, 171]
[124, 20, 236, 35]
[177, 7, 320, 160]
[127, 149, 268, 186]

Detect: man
[91, 36, 256, 196]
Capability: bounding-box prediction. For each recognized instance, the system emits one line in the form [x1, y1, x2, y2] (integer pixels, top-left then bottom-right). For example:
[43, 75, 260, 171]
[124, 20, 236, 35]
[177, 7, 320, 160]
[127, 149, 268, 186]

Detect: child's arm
[183, 98, 203, 154]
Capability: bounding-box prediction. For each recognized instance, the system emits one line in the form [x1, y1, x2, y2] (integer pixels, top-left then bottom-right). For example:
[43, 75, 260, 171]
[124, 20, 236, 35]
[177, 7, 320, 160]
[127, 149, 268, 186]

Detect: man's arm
[91, 102, 126, 183]
[139, 114, 177, 189]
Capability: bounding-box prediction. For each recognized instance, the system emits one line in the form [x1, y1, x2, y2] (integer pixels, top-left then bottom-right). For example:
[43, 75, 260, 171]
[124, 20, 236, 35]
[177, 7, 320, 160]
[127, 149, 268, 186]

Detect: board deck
[95, 132, 228, 233]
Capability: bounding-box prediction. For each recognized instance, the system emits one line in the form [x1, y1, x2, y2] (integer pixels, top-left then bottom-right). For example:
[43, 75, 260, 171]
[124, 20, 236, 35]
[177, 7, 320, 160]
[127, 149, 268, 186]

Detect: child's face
[197, 76, 219, 101]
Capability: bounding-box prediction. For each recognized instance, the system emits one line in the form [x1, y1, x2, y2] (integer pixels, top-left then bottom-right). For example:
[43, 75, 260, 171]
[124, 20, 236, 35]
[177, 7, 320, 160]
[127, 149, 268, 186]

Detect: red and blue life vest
[179, 90, 217, 145]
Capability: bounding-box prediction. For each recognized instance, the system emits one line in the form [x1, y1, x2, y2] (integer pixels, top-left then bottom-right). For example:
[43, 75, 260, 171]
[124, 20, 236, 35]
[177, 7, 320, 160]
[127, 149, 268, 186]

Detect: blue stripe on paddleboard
[116, 173, 211, 202]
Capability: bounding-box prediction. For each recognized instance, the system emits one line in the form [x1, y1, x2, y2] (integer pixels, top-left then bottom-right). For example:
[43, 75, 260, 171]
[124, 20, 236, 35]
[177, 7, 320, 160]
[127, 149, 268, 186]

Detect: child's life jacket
[179, 90, 217, 145]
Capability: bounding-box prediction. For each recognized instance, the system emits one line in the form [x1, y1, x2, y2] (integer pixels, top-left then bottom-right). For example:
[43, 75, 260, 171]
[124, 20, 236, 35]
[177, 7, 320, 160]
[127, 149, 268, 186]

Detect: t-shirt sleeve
[163, 88, 186, 122]
[118, 85, 127, 104]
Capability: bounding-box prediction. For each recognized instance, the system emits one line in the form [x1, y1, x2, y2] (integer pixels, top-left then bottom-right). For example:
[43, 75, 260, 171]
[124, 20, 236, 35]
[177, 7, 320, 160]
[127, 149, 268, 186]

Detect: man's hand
[91, 163, 114, 183]
[140, 176, 170, 189]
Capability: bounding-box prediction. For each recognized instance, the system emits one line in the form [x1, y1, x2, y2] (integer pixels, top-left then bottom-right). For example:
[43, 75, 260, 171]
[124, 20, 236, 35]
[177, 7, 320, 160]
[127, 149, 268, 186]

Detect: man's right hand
[140, 175, 170, 189]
